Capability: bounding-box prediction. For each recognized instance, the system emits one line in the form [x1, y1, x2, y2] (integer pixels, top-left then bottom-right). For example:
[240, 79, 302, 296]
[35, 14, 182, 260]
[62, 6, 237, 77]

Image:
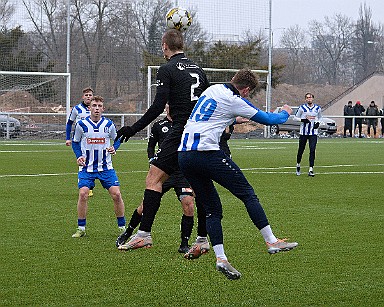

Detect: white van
[0, 115, 21, 137]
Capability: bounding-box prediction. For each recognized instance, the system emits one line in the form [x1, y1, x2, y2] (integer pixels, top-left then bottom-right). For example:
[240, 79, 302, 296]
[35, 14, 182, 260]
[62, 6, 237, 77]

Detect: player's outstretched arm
[250, 105, 291, 125]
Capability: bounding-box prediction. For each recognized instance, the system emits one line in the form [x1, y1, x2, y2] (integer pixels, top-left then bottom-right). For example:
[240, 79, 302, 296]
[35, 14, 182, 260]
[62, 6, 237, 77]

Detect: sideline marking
[1, 164, 382, 179]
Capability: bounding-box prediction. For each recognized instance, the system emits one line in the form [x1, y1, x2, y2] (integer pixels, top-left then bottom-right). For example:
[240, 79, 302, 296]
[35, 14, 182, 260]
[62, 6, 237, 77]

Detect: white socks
[260, 225, 277, 244]
[213, 244, 227, 261]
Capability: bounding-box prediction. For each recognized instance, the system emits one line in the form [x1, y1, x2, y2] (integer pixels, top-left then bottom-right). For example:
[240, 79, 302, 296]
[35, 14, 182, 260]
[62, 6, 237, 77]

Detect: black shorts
[151, 122, 184, 175]
[162, 170, 193, 201]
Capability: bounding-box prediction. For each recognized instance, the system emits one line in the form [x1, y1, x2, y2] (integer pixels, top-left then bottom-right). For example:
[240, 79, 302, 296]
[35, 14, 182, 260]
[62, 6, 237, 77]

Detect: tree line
[0, 0, 383, 107]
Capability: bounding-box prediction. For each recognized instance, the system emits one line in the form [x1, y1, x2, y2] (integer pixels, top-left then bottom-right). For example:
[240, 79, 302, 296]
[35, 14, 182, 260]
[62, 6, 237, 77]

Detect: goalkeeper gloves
[116, 126, 135, 142]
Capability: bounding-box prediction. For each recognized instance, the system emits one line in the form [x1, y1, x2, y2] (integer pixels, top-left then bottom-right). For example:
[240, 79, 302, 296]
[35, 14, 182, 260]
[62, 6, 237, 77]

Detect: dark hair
[82, 87, 94, 94]
[231, 68, 258, 91]
[370, 101, 375, 104]
[162, 29, 184, 51]
[91, 95, 104, 102]
[305, 93, 314, 98]
[348, 100, 352, 104]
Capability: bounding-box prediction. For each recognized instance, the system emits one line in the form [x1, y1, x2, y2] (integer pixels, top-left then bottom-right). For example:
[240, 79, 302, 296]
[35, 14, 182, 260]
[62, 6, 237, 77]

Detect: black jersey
[147, 116, 172, 159]
[130, 53, 209, 135]
[156, 53, 210, 125]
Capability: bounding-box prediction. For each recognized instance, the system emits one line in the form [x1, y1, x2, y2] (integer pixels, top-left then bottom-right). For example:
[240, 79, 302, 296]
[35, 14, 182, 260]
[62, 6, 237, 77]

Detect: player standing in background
[71, 95, 126, 238]
[116, 104, 199, 254]
[66, 87, 95, 197]
[178, 69, 298, 280]
[116, 29, 210, 252]
[294, 93, 322, 177]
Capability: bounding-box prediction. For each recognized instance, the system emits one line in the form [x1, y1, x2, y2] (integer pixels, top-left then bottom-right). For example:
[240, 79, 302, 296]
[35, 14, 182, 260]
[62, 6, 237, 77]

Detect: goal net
[0, 71, 70, 139]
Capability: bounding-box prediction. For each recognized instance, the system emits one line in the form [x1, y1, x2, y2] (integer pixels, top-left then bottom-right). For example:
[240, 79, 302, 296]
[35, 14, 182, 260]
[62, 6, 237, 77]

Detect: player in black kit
[116, 29, 210, 254]
[116, 105, 196, 253]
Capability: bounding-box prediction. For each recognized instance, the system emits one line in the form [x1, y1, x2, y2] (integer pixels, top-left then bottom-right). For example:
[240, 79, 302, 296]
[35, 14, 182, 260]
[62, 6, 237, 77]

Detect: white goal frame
[147, 66, 269, 138]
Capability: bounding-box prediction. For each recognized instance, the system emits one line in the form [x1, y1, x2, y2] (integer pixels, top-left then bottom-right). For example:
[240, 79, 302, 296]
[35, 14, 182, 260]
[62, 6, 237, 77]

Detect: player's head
[162, 29, 184, 60]
[231, 69, 258, 98]
[90, 95, 104, 118]
[370, 100, 375, 105]
[348, 100, 352, 105]
[82, 87, 94, 105]
[305, 93, 314, 105]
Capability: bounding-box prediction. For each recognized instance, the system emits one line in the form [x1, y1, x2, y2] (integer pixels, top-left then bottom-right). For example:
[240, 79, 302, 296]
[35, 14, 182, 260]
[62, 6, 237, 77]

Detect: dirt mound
[255, 83, 349, 110]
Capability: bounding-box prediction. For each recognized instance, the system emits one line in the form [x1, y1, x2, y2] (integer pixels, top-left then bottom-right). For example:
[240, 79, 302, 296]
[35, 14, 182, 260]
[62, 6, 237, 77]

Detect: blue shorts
[78, 169, 120, 190]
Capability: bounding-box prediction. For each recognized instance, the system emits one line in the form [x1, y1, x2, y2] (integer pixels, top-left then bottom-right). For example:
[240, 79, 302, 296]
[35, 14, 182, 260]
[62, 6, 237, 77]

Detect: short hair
[91, 95, 104, 103]
[370, 100, 375, 104]
[305, 92, 314, 98]
[162, 29, 184, 51]
[348, 100, 352, 104]
[82, 87, 94, 94]
[231, 69, 259, 91]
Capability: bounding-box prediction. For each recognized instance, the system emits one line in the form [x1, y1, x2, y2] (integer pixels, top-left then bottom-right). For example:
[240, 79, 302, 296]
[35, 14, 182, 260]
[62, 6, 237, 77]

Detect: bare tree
[309, 14, 354, 85]
[352, 3, 383, 81]
[0, 0, 15, 28]
[21, 0, 68, 64]
[280, 25, 309, 84]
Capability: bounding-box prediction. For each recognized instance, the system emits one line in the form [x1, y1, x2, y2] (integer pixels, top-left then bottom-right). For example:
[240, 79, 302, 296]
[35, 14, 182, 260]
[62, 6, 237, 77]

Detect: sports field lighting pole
[65, 0, 71, 121]
[367, 40, 384, 71]
[265, 0, 273, 138]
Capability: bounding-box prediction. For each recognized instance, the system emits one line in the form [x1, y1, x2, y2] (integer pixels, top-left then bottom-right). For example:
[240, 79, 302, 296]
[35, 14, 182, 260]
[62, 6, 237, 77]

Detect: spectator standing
[380, 107, 384, 138]
[354, 101, 365, 138]
[343, 101, 354, 138]
[366, 101, 380, 138]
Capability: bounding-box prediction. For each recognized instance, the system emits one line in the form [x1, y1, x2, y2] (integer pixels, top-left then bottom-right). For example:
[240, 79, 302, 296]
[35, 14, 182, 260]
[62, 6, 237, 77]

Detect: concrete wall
[322, 73, 384, 127]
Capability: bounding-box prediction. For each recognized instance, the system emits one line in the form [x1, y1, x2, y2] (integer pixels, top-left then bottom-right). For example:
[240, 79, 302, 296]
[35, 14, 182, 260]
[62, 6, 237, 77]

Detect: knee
[78, 189, 89, 201]
[181, 196, 194, 216]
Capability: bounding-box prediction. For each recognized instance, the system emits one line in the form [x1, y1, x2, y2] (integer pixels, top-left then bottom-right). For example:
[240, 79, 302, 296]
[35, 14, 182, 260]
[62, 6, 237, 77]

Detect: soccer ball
[166, 7, 192, 32]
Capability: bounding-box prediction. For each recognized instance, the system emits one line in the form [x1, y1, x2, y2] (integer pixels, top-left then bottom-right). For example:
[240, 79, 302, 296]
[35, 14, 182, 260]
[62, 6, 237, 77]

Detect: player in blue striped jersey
[71, 95, 126, 238]
[178, 69, 298, 280]
[66, 87, 95, 196]
[294, 93, 322, 177]
[65, 87, 93, 146]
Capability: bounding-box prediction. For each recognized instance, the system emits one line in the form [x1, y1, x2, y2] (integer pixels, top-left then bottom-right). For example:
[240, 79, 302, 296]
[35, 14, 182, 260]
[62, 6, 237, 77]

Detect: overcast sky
[9, 0, 384, 45]
[273, 0, 384, 44]
[176, 0, 383, 45]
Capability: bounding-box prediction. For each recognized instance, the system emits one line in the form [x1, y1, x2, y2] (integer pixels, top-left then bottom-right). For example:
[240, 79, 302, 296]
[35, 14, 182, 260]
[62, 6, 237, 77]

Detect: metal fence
[1, 112, 383, 140]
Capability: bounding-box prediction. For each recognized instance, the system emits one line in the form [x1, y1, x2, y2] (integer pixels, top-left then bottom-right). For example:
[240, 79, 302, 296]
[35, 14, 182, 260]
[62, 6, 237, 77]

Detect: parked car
[0, 115, 21, 137]
[270, 106, 337, 136]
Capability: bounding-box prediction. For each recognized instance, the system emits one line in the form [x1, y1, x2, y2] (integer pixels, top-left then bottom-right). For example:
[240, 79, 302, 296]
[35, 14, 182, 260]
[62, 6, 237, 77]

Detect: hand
[77, 156, 86, 166]
[281, 104, 292, 115]
[116, 126, 135, 142]
[65, 140, 72, 146]
[107, 146, 116, 155]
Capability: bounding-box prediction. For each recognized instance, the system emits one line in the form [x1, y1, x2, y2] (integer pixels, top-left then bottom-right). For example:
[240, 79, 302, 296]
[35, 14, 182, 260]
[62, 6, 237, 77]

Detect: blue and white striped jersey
[68, 102, 90, 123]
[178, 83, 289, 151]
[294, 104, 323, 136]
[73, 116, 117, 172]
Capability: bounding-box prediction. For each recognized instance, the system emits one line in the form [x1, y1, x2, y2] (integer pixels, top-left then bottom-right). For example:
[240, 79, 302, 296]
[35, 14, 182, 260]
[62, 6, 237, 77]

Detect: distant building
[322, 72, 384, 127]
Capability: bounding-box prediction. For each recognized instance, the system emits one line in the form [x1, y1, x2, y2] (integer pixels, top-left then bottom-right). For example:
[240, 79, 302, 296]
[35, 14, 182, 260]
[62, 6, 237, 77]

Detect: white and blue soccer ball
[166, 7, 192, 32]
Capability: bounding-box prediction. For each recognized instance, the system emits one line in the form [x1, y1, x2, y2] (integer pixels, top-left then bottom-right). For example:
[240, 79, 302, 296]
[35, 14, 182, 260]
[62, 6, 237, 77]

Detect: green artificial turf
[1, 138, 383, 306]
